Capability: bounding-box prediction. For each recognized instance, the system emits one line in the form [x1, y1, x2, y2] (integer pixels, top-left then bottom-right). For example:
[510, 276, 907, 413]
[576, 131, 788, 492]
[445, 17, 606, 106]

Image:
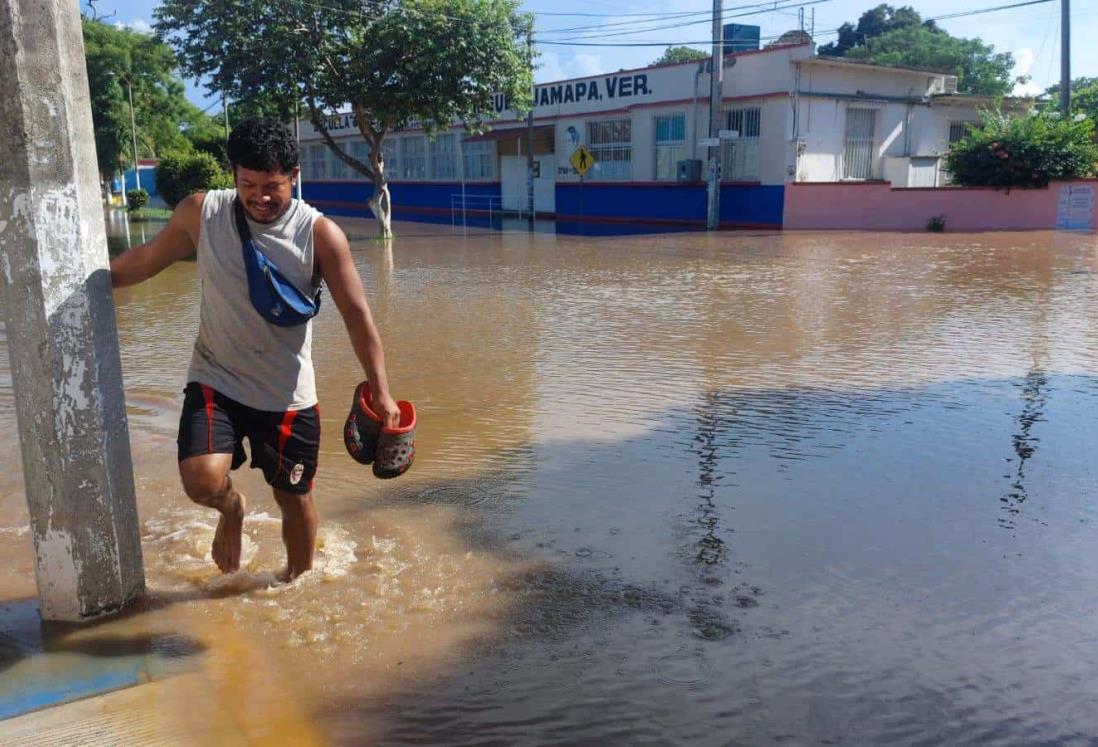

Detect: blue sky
[88, 0, 1095, 110]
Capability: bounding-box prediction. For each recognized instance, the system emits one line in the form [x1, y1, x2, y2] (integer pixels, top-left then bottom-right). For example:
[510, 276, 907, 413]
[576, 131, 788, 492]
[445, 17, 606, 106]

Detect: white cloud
[1011, 47, 1044, 97]
[536, 51, 567, 84]
[569, 54, 604, 79]
[535, 51, 608, 83]
[114, 19, 152, 34]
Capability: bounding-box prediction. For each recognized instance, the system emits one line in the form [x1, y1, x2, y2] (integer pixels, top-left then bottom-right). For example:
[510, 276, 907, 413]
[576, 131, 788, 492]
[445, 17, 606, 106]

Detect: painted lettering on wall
[493, 74, 653, 113]
[323, 112, 358, 131]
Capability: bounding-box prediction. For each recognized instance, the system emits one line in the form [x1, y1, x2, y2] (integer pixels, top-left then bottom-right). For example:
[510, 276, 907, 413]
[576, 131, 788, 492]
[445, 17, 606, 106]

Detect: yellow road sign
[570, 145, 595, 176]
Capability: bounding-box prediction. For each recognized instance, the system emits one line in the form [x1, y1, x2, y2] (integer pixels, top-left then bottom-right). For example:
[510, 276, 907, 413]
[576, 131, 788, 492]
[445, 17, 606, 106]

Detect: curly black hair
[226, 118, 299, 174]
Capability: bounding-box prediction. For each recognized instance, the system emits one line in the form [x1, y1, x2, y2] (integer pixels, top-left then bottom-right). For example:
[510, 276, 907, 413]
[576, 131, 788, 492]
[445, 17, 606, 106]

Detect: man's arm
[313, 216, 401, 426]
[110, 193, 204, 288]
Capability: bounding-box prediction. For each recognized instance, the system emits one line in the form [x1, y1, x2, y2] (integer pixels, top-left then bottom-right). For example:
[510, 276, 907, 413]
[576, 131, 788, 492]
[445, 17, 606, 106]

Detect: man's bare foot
[275, 566, 309, 584]
[211, 492, 245, 573]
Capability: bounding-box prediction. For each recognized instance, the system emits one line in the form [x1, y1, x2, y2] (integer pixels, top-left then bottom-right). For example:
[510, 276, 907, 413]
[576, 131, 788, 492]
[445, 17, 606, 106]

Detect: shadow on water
[1000, 365, 1049, 529]
[0, 589, 224, 678]
[320, 372, 1098, 745]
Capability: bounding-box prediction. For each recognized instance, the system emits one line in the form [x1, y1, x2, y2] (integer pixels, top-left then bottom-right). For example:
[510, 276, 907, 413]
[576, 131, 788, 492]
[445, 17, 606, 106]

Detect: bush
[155, 151, 235, 207]
[125, 188, 149, 212]
[946, 110, 1098, 189]
[927, 214, 946, 232]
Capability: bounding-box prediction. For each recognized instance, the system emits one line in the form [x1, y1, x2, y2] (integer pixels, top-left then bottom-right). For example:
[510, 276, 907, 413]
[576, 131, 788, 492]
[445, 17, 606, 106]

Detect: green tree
[82, 17, 214, 180]
[155, 151, 234, 208]
[155, 0, 534, 238]
[819, 4, 934, 58]
[652, 46, 709, 66]
[846, 26, 1014, 96]
[1043, 77, 1098, 121]
[946, 110, 1098, 188]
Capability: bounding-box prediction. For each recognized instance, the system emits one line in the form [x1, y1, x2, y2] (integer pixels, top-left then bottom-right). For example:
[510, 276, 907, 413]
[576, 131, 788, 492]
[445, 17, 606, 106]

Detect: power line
[539, 0, 831, 42]
[536, 0, 801, 34]
[535, 0, 1054, 47]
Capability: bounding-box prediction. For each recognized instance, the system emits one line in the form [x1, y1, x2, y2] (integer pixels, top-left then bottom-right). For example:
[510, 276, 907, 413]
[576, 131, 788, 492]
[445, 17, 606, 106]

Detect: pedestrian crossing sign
[570, 146, 595, 176]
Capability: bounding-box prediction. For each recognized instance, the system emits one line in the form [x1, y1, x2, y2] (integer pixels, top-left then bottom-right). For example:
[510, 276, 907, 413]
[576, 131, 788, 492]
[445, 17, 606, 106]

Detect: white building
[300, 40, 1020, 229]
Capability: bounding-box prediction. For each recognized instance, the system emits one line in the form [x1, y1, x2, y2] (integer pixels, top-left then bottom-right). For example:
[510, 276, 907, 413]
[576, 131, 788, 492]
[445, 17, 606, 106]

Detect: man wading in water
[111, 119, 400, 581]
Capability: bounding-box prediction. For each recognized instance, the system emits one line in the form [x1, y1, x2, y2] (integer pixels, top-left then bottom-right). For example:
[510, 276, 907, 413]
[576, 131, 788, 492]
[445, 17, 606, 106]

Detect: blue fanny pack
[234, 198, 321, 327]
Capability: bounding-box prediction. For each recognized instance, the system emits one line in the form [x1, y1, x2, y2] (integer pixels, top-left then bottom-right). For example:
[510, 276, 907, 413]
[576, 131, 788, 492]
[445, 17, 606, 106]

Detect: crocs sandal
[343, 381, 382, 465]
[373, 400, 416, 479]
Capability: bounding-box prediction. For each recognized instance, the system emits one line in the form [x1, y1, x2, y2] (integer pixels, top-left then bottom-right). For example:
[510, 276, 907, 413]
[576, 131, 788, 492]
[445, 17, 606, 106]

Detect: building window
[949, 121, 975, 144]
[843, 107, 878, 180]
[462, 139, 495, 180]
[381, 138, 399, 179]
[329, 142, 352, 180]
[654, 113, 686, 180]
[308, 144, 327, 180]
[587, 118, 632, 180]
[350, 140, 370, 177]
[722, 107, 761, 181]
[429, 133, 458, 179]
[400, 136, 426, 180]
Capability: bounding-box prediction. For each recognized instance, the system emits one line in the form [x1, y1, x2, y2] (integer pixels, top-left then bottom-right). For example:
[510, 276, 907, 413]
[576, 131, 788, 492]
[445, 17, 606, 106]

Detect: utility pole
[1, 0, 145, 622]
[1061, 0, 1071, 115]
[125, 76, 140, 191]
[294, 99, 303, 201]
[222, 90, 230, 142]
[706, 0, 723, 231]
[526, 26, 536, 227]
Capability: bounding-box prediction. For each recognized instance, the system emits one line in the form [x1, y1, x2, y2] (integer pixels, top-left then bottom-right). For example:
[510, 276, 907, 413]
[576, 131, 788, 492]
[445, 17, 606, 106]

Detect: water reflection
[3, 219, 1098, 743]
[1001, 366, 1048, 528]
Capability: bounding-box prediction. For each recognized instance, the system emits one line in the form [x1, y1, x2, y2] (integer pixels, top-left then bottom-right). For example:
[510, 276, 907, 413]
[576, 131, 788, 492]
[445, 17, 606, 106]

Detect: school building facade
[298, 41, 1011, 230]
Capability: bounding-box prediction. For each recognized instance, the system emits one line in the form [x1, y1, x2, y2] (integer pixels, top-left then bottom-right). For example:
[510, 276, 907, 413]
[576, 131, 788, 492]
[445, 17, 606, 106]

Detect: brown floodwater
[1, 209, 1098, 744]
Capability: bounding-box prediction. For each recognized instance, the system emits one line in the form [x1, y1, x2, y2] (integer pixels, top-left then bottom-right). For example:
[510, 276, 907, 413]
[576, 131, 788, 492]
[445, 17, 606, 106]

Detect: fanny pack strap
[233, 197, 322, 326]
[233, 197, 256, 247]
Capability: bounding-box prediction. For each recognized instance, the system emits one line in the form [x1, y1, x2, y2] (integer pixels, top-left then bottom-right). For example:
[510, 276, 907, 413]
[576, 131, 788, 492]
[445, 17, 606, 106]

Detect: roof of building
[534, 42, 814, 86]
[796, 55, 953, 78]
[931, 94, 1032, 108]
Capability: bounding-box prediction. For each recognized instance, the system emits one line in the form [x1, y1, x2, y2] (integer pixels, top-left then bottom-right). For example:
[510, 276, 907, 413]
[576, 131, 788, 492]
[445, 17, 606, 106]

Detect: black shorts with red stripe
[177, 382, 320, 495]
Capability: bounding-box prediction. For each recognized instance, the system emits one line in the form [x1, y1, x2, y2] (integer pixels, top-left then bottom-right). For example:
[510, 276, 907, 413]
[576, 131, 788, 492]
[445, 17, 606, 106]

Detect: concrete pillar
[0, 0, 144, 621]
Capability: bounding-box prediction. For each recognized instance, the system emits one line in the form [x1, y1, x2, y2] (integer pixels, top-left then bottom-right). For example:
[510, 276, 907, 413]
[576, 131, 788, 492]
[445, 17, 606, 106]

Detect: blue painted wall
[303, 180, 784, 231]
[555, 183, 707, 225]
[304, 181, 502, 225]
[122, 166, 158, 196]
[555, 183, 784, 229]
[719, 184, 785, 228]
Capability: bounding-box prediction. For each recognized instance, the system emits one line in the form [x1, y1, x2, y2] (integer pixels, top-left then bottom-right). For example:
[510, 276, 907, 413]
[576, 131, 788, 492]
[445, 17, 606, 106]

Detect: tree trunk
[368, 178, 392, 239]
[367, 146, 392, 239]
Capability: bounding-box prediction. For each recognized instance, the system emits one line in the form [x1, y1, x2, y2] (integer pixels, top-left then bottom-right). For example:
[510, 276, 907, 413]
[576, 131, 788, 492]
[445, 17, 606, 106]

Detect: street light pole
[706, 0, 723, 231]
[1061, 0, 1071, 115]
[124, 75, 140, 191]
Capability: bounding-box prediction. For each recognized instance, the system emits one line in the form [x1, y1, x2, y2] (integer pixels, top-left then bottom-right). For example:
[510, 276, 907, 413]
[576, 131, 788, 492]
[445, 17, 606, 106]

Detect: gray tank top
[187, 189, 322, 411]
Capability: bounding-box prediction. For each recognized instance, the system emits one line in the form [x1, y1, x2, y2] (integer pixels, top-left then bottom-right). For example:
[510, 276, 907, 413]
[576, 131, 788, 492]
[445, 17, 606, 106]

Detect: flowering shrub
[945, 110, 1098, 188]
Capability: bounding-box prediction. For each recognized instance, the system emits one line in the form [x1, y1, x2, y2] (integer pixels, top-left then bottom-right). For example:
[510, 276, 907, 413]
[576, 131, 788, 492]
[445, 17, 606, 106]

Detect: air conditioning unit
[942, 76, 958, 94]
[677, 159, 703, 182]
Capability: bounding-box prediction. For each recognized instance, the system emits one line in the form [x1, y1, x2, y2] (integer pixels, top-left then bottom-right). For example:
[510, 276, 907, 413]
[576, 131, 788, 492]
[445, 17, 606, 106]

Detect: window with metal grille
[462, 140, 495, 180]
[843, 107, 878, 180]
[949, 121, 975, 144]
[350, 140, 369, 178]
[429, 133, 457, 179]
[586, 119, 632, 180]
[308, 144, 327, 180]
[654, 113, 686, 180]
[328, 142, 354, 180]
[400, 136, 426, 180]
[381, 138, 399, 179]
[721, 107, 761, 181]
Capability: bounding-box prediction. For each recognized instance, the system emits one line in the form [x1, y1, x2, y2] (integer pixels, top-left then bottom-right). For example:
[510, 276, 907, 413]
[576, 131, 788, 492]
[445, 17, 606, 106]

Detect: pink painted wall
[783, 180, 1096, 232]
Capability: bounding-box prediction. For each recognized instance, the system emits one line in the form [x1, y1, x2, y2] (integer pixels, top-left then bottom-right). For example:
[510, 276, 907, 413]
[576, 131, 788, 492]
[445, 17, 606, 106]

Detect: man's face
[233, 165, 299, 223]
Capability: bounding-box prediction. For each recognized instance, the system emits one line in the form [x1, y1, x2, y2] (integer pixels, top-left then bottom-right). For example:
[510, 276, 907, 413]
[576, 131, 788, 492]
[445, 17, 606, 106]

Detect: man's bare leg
[180, 454, 247, 573]
[273, 489, 317, 581]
